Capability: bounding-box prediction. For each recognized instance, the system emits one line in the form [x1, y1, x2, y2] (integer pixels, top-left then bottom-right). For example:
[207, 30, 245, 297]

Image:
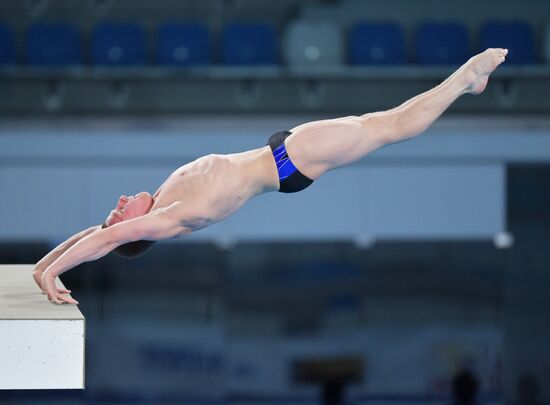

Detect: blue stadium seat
[349, 22, 406, 65]
[221, 23, 278, 65]
[157, 23, 210, 66]
[480, 21, 536, 64]
[25, 23, 82, 66]
[416, 22, 469, 65]
[92, 23, 146, 66]
[0, 24, 16, 65]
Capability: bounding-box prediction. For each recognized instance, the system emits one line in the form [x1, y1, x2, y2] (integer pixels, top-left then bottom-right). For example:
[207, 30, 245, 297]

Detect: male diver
[33, 48, 508, 304]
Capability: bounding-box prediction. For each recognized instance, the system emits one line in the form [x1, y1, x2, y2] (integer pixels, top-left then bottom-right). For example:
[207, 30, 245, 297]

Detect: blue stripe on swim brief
[272, 143, 298, 181]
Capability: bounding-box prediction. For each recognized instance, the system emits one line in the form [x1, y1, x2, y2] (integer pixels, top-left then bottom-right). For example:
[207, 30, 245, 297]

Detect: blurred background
[0, 0, 549, 404]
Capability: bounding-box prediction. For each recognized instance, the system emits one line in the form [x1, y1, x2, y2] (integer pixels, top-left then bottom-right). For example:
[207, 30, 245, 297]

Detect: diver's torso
[150, 147, 277, 230]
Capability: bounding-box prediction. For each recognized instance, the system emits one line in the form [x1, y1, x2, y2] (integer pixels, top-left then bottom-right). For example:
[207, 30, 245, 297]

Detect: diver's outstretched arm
[32, 225, 101, 290]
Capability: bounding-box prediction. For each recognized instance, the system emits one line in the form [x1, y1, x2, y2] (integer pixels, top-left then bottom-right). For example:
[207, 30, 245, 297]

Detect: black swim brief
[267, 130, 313, 193]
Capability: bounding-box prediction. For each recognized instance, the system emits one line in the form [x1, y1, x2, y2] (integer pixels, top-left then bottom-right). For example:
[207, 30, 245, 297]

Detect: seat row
[0, 20, 540, 67]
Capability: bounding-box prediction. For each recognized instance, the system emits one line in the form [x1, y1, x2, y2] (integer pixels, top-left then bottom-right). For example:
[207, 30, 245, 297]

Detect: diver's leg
[286, 48, 508, 179]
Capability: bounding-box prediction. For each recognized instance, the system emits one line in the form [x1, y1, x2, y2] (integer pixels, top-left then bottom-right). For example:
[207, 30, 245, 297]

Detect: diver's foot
[461, 48, 508, 95]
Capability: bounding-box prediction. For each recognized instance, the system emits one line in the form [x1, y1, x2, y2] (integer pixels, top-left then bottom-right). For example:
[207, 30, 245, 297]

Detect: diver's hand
[41, 272, 79, 305]
[32, 266, 44, 290]
[33, 266, 73, 296]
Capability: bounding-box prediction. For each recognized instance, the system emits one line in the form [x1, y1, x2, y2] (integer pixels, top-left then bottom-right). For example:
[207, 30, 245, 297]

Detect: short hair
[102, 223, 156, 259]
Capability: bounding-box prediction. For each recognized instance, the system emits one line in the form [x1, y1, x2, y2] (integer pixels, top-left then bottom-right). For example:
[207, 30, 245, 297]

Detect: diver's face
[105, 192, 154, 226]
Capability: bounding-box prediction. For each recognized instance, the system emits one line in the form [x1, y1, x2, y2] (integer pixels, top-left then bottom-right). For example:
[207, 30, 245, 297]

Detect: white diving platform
[0, 265, 85, 389]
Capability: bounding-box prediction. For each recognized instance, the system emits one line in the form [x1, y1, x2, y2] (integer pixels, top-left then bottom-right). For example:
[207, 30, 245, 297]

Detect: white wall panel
[0, 167, 87, 239]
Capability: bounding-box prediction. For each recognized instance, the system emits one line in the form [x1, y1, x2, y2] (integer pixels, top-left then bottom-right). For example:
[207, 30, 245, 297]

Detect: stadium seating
[283, 21, 344, 68]
[157, 23, 211, 66]
[25, 23, 82, 66]
[349, 22, 406, 65]
[415, 22, 470, 65]
[221, 23, 278, 65]
[92, 23, 146, 66]
[6, 19, 546, 68]
[480, 21, 536, 64]
[0, 24, 16, 65]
